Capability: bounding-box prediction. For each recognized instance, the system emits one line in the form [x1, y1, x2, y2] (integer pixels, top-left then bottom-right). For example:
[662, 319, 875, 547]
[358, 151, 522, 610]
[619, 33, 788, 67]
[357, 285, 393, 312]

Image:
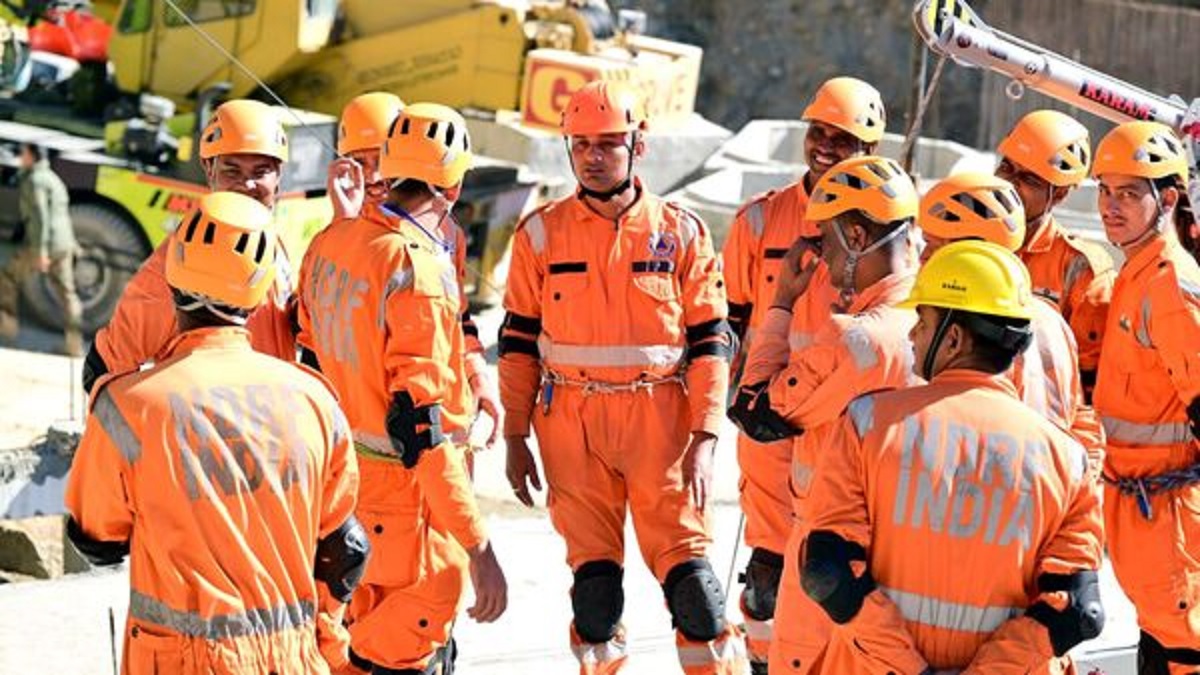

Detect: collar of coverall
[927, 367, 1020, 395]
[1120, 233, 1174, 279]
[161, 325, 252, 360]
[572, 176, 649, 222]
[845, 269, 918, 315]
[1022, 213, 1066, 255]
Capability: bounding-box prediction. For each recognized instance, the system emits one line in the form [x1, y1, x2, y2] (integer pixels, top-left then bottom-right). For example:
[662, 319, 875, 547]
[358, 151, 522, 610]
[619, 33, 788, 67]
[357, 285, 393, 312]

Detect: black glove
[727, 382, 801, 443]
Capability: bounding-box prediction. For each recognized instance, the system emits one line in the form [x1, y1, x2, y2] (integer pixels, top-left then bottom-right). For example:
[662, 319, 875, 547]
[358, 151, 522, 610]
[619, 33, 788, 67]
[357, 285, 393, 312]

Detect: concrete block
[0, 515, 65, 579]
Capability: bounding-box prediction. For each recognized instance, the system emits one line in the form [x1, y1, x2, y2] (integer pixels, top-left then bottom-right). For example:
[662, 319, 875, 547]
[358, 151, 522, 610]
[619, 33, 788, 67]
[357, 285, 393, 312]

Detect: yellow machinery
[106, 0, 702, 133]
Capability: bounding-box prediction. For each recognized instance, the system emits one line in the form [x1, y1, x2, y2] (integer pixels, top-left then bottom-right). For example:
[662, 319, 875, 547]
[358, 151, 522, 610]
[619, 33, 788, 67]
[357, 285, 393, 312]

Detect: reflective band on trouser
[744, 617, 772, 662]
[880, 586, 1022, 634]
[678, 630, 747, 667]
[572, 638, 629, 665]
[1101, 416, 1192, 446]
[537, 335, 685, 370]
[129, 590, 316, 640]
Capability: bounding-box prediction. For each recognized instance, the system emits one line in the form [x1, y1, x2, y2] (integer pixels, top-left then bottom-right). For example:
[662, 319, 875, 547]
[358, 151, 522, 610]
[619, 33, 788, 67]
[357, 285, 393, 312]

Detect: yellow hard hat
[339, 92, 404, 155]
[900, 239, 1033, 321]
[380, 102, 473, 188]
[806, 155, 918, 224]
[166, 191, 277, 311]
[1093, 121, 1189, 185]
[802, 77, 886, 144]
[919, 172, 1026, 252]
[997, 110, 1091, 187]
[200, 100, 289, 162]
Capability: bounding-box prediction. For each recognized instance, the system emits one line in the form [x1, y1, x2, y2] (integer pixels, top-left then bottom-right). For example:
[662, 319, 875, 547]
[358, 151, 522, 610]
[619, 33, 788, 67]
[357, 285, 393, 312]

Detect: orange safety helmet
[199, 99, 289, 162]
[802, 77, 887, 144]
[919, 172, 1026, 252]
[339, 92, 404, 155]
[561, 80, 648, 137]
[806, 155, 918, 224]
[379, 102, 473, 189]
[997, 110, 1091, 187]
[166, 191, 277, 311]
[1093, 120, 1189, 185]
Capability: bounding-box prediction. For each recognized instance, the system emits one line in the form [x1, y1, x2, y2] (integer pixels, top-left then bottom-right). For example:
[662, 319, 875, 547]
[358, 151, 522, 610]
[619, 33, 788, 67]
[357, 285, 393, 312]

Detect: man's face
[206, 153, 283, 208]
[569, 132, 641, 194]
[1097, 174, 1163, 247]
[908, 304, 953, 378]
[995, 156, 1053, 223]
[349, 148, 387, 203]
[19, 146, 34, 169]
[805, 121, 865, 182]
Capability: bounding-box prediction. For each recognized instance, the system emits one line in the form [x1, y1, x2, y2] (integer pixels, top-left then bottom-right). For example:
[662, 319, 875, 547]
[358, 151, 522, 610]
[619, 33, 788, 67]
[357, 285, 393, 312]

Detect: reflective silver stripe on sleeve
[1101, 416, 1191, 446]
[525, 213, 547, 255]
[93, 389, 141, 463]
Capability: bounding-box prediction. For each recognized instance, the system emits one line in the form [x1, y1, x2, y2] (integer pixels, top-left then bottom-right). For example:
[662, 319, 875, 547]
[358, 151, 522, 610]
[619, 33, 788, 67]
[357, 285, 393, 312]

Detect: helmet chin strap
[1117, 180, 1167, 250]
[921, 309, 956, 381]
[831, 217, 909, 293]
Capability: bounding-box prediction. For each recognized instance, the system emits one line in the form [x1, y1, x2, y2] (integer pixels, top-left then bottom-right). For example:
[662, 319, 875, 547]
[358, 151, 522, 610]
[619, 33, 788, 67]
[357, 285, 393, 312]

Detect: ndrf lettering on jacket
[306, 254, 369, 370]
[891, 416, 1053, 551]
[168, 384, 313, 501]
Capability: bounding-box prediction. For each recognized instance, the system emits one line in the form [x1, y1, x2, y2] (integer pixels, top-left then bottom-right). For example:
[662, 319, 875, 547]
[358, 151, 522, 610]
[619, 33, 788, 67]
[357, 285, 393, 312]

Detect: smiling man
[719, 77, 886, 672]
[1091, 121, 1200, 674]
[83, 99, 298, 393]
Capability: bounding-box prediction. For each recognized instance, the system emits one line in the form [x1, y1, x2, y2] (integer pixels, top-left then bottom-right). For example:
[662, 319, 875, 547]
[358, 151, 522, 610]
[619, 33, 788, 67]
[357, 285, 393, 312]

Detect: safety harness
[1105, 464, 1200, 520]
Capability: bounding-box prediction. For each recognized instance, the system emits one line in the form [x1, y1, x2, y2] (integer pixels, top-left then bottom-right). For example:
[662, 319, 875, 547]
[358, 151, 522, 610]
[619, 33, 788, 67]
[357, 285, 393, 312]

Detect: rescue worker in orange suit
[995, 110, 1115, 399]
[320, 92, 501, 457]
[1091, 121, 1200, 674]
[918, 172, 1106, 476]
[65, 191, 369, 675]
[500, 81, 746, 674]
[83, 99, 298, 394]
[296, 102, 508, 675]
[728, 155, 922, 674]
[800, 240, 1105, 674]
[720, 77, 887, 671]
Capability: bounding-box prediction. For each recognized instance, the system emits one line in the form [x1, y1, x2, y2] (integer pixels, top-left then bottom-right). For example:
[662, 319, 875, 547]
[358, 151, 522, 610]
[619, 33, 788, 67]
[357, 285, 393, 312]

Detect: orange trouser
[344, 456, 469, 672]
[122, 624, 328, 674]
[736, 433, 792, 663]
[768, 522, 833, 675]
[535, 382, 745, 674]
[1105, 481, 1200, 669]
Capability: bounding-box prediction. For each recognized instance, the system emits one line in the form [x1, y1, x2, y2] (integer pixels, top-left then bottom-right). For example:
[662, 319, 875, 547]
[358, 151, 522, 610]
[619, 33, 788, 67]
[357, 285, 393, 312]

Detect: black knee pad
[1025, 570, 1105, 657]
[800, 530, 875, 625]
[740, 547, 784, 622]
[572, 560, 624, 644]
[663, 559, 727, 642]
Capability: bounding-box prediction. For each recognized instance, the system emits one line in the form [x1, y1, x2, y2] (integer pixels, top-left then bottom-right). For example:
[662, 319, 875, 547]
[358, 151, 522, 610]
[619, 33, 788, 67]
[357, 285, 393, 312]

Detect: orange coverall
[1010, 296, 1106, 476]
[739, 271, 919, 674]
[65, 326, 359, 675]
[721, 180, 843, 663]
[1094, 235, 1200, 666]
[499, 185, 744, 674]
[296, 203, 485, 671]
[805, 370, 1103, 673]
[92, 233, 297, 377]
[1019, 216, 1115, 392]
